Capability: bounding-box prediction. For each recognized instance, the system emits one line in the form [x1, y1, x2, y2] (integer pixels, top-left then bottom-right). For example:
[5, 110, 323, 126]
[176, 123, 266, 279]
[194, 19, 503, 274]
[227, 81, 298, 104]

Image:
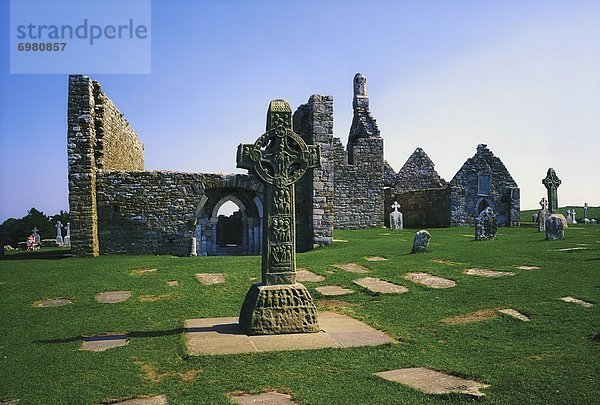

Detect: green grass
[1, 227, 599, 404]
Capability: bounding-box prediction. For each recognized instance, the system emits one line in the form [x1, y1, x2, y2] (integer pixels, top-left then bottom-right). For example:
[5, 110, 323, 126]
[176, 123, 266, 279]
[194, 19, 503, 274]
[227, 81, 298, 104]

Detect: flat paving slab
[404, 273, 455, 289]
[557, 247, 588, 251]
[353, 277, 408, 294]
[560, 296, 593, 308]
[229, 391, 295, 404]
[515, 265, 541, 270]
[129, 268, 158, 276]
[464, 268, 515, 277]
[296, 268, 325, 282]
[80, 333, 128, 351]
[185, 311, 396, 356]
[195, 273, 226, 285]
[498, 308, 530, 321]
[375, 367, 489, 398]
[440, 309, 498, 325]
[112, 395, 168, 405]
[32, 298, 73, 308]
[315, 286, 355, 296]
[364, 256, 388, 261]
[332, 263, 370, 273]
[95, 291, 132, 304]
[166, 280, 180, 287]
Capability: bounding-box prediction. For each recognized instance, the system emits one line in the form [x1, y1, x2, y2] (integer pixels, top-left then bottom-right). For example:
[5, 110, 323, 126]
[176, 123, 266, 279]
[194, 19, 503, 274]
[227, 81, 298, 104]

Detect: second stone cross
[236, 99, 321, 335]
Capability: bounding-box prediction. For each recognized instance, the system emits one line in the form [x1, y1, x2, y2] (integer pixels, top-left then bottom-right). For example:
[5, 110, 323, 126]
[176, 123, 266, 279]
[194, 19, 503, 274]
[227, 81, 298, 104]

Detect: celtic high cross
[236, 99, 321, 335]
[542, 168, 561, 213]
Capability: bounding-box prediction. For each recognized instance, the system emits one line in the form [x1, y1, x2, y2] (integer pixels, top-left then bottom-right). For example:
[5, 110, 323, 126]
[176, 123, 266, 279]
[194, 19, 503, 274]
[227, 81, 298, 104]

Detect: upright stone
[64, 222, 71, 246]
[542, 168, 561, 213]
[538, 197, 549, 232]
[545, 216, 564, 240]
[55, 221, 64, 245]
[583, 202, 588, 219]
[32, 227, 41, 246]
[390, 201, 403, 230]
[475, 207, 497, 240]
[411, 230, 431, 253]
[236, 99, 321, 335]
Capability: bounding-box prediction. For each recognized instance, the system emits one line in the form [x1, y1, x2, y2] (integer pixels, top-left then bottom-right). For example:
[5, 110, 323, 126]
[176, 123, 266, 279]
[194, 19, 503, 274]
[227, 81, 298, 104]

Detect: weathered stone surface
[353, 277, 408, 294]
[475, 207, 497, 240]
[229, 391, 296, 405]
[239, 283, 319, 335]
[440, 309, 498, 325]
[195, 273, 225, 285]
[315, 286, 355, 296]
[515, 265, 540, 270]
[185, 311, 396, 355]
[129, 268, 157, 276]
[364, 256, 387, 261]
[32, 298, 73, 308]
[95, 291, 132, 303]
[545, 216, 564, 240]
[411, 230, 431, 253]
[166, 280, 180, 287]
[332, 263, 370, 273]
[557, 247, 587, 251]
[542, 168, 561, 213]
[296, 268, 325, 282]
[560, 296, 593, 308]
[464, 268, 515, 277]
[112, 395, 168, 405]
[375, 367, 490, 397]
[404, 273, 455, 289]
[498, 308, 530, 321]
[80, 333, 128, 351]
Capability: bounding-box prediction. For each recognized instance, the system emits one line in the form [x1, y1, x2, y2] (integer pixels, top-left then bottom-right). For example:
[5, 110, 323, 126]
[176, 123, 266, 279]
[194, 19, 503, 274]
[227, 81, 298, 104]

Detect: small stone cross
[237, 99, 320, 285]
[542, 168, 561, 213]
[32, 227, 39, 234]
[391, 201, 400, 212]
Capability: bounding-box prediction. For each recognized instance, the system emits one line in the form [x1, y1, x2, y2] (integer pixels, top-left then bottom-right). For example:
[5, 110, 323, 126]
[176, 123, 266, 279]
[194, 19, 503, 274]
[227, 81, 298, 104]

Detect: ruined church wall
[393, 189, 451, 228]
[333, 137, 385, 229]
[293, 95, 335, 251]
[92, 82, 144, 171]
[95, 171, 262, 256]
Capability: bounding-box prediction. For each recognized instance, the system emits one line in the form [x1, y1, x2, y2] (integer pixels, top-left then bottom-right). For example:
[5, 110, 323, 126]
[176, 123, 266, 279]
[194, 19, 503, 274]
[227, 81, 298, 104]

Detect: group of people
[26, 234, 40, 251]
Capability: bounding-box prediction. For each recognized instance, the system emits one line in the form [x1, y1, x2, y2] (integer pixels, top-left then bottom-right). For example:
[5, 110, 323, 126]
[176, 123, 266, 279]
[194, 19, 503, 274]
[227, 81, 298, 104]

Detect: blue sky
[1, 0, 599, 222]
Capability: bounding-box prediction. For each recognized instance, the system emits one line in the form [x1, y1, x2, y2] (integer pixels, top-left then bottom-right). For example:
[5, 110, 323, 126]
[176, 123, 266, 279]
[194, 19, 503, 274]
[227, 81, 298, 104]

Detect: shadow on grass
[1, 250, 72, 260]
[34, 323, 244, 344]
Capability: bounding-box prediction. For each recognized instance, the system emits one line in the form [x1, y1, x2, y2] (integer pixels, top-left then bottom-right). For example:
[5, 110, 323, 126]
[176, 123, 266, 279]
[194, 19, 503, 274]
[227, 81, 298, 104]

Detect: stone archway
[195, 191, 262, 256]
[476, 197, 492, 216]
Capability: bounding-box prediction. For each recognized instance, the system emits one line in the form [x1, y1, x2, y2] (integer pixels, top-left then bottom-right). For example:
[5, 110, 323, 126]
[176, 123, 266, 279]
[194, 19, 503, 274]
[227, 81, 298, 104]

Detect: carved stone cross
[391, 201, 400, 212]
[542, 168, 561, 213]
[236, 99, 321, 335]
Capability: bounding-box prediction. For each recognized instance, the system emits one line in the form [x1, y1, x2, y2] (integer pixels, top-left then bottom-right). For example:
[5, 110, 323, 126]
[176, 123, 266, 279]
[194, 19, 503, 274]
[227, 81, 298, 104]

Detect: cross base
[239, 283, 320, 335]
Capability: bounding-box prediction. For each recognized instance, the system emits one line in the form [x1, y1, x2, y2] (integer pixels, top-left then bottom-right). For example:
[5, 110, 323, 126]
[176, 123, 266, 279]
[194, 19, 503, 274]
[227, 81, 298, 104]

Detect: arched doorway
[477, 199, 489, 214]
[216, 201, 243, 247]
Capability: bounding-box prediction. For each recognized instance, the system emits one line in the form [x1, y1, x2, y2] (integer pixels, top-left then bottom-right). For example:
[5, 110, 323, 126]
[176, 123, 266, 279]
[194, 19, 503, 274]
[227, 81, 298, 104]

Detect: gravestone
[55, 221, 64, 245]
[545, 216, 564, 240]
[583, 202, 588, 219]
[411, 230, 430, 253]
[236, 99, 321, 335]
[571, 209, 577, 224]
[63, 223, 71, 246]
[538, 197, 549, 232]
[566, 209, 572, 224]
[475, 207, 497, 240]
[542, 168, 561, 213]
[389, 201, 403, 229]
[32, 227, 41, 246]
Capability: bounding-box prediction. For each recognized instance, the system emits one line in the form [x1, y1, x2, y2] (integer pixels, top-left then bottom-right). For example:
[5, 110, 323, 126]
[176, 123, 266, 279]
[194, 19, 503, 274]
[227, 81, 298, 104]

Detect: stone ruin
[66, 73, 520, 257]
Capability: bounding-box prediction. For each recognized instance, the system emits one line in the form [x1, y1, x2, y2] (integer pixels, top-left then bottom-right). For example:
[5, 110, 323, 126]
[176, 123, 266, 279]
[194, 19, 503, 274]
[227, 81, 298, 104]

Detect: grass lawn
[1, 226, 599, 404]
[520, 205, 600, 223]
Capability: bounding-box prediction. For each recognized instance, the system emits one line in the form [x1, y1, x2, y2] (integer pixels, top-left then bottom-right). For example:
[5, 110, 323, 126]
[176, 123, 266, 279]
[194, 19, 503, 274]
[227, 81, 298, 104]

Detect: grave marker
[542, 168, 561, 213]
[236, 99, 321, 335]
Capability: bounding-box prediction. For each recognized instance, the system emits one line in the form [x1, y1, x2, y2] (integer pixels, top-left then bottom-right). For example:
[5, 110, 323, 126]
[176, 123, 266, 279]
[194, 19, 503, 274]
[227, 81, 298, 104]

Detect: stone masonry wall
[92, 82, 144, 171]
[67, 75, 100, 256]
[293, 95, 334, 251]
[96, 171, 262, 256]
[449, 144, 520, 227]
[393, 189, 451, 228]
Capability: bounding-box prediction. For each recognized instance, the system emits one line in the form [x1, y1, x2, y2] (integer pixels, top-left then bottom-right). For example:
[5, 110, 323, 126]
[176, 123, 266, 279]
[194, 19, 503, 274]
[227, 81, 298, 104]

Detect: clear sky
[1, 0, 599, 222]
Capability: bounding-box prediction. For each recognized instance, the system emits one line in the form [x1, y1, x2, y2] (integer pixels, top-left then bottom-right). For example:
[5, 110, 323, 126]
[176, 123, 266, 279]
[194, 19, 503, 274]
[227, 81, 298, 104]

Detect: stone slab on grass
[195, 273, 226, 285]
[498, 308, 530, 321]
[229, 391, 295, 404]
[464, 268, 515, 277]
[557, 247, 588, 252]
[353, 277, 408, 294]
[185, 311, 396, 356]
[32, 298, 73, 308]
[166, 280, 180, 287]
[112, 395, 168, 405]
[560, 296, 593, 308]
[315, 286, 355, 296]
[296, 268, 325, 282]
[332, 263, 370, 273]
[364, 256, 387, 261]
[375, 367, 489, 398]
[129, 268, 158, 276]
[404, 273, 455, 289]
[96, 291, 132, 304]
[80, 333, 128, 351]
[515, 265, 540, 270]
[440, 309, 498, 325]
